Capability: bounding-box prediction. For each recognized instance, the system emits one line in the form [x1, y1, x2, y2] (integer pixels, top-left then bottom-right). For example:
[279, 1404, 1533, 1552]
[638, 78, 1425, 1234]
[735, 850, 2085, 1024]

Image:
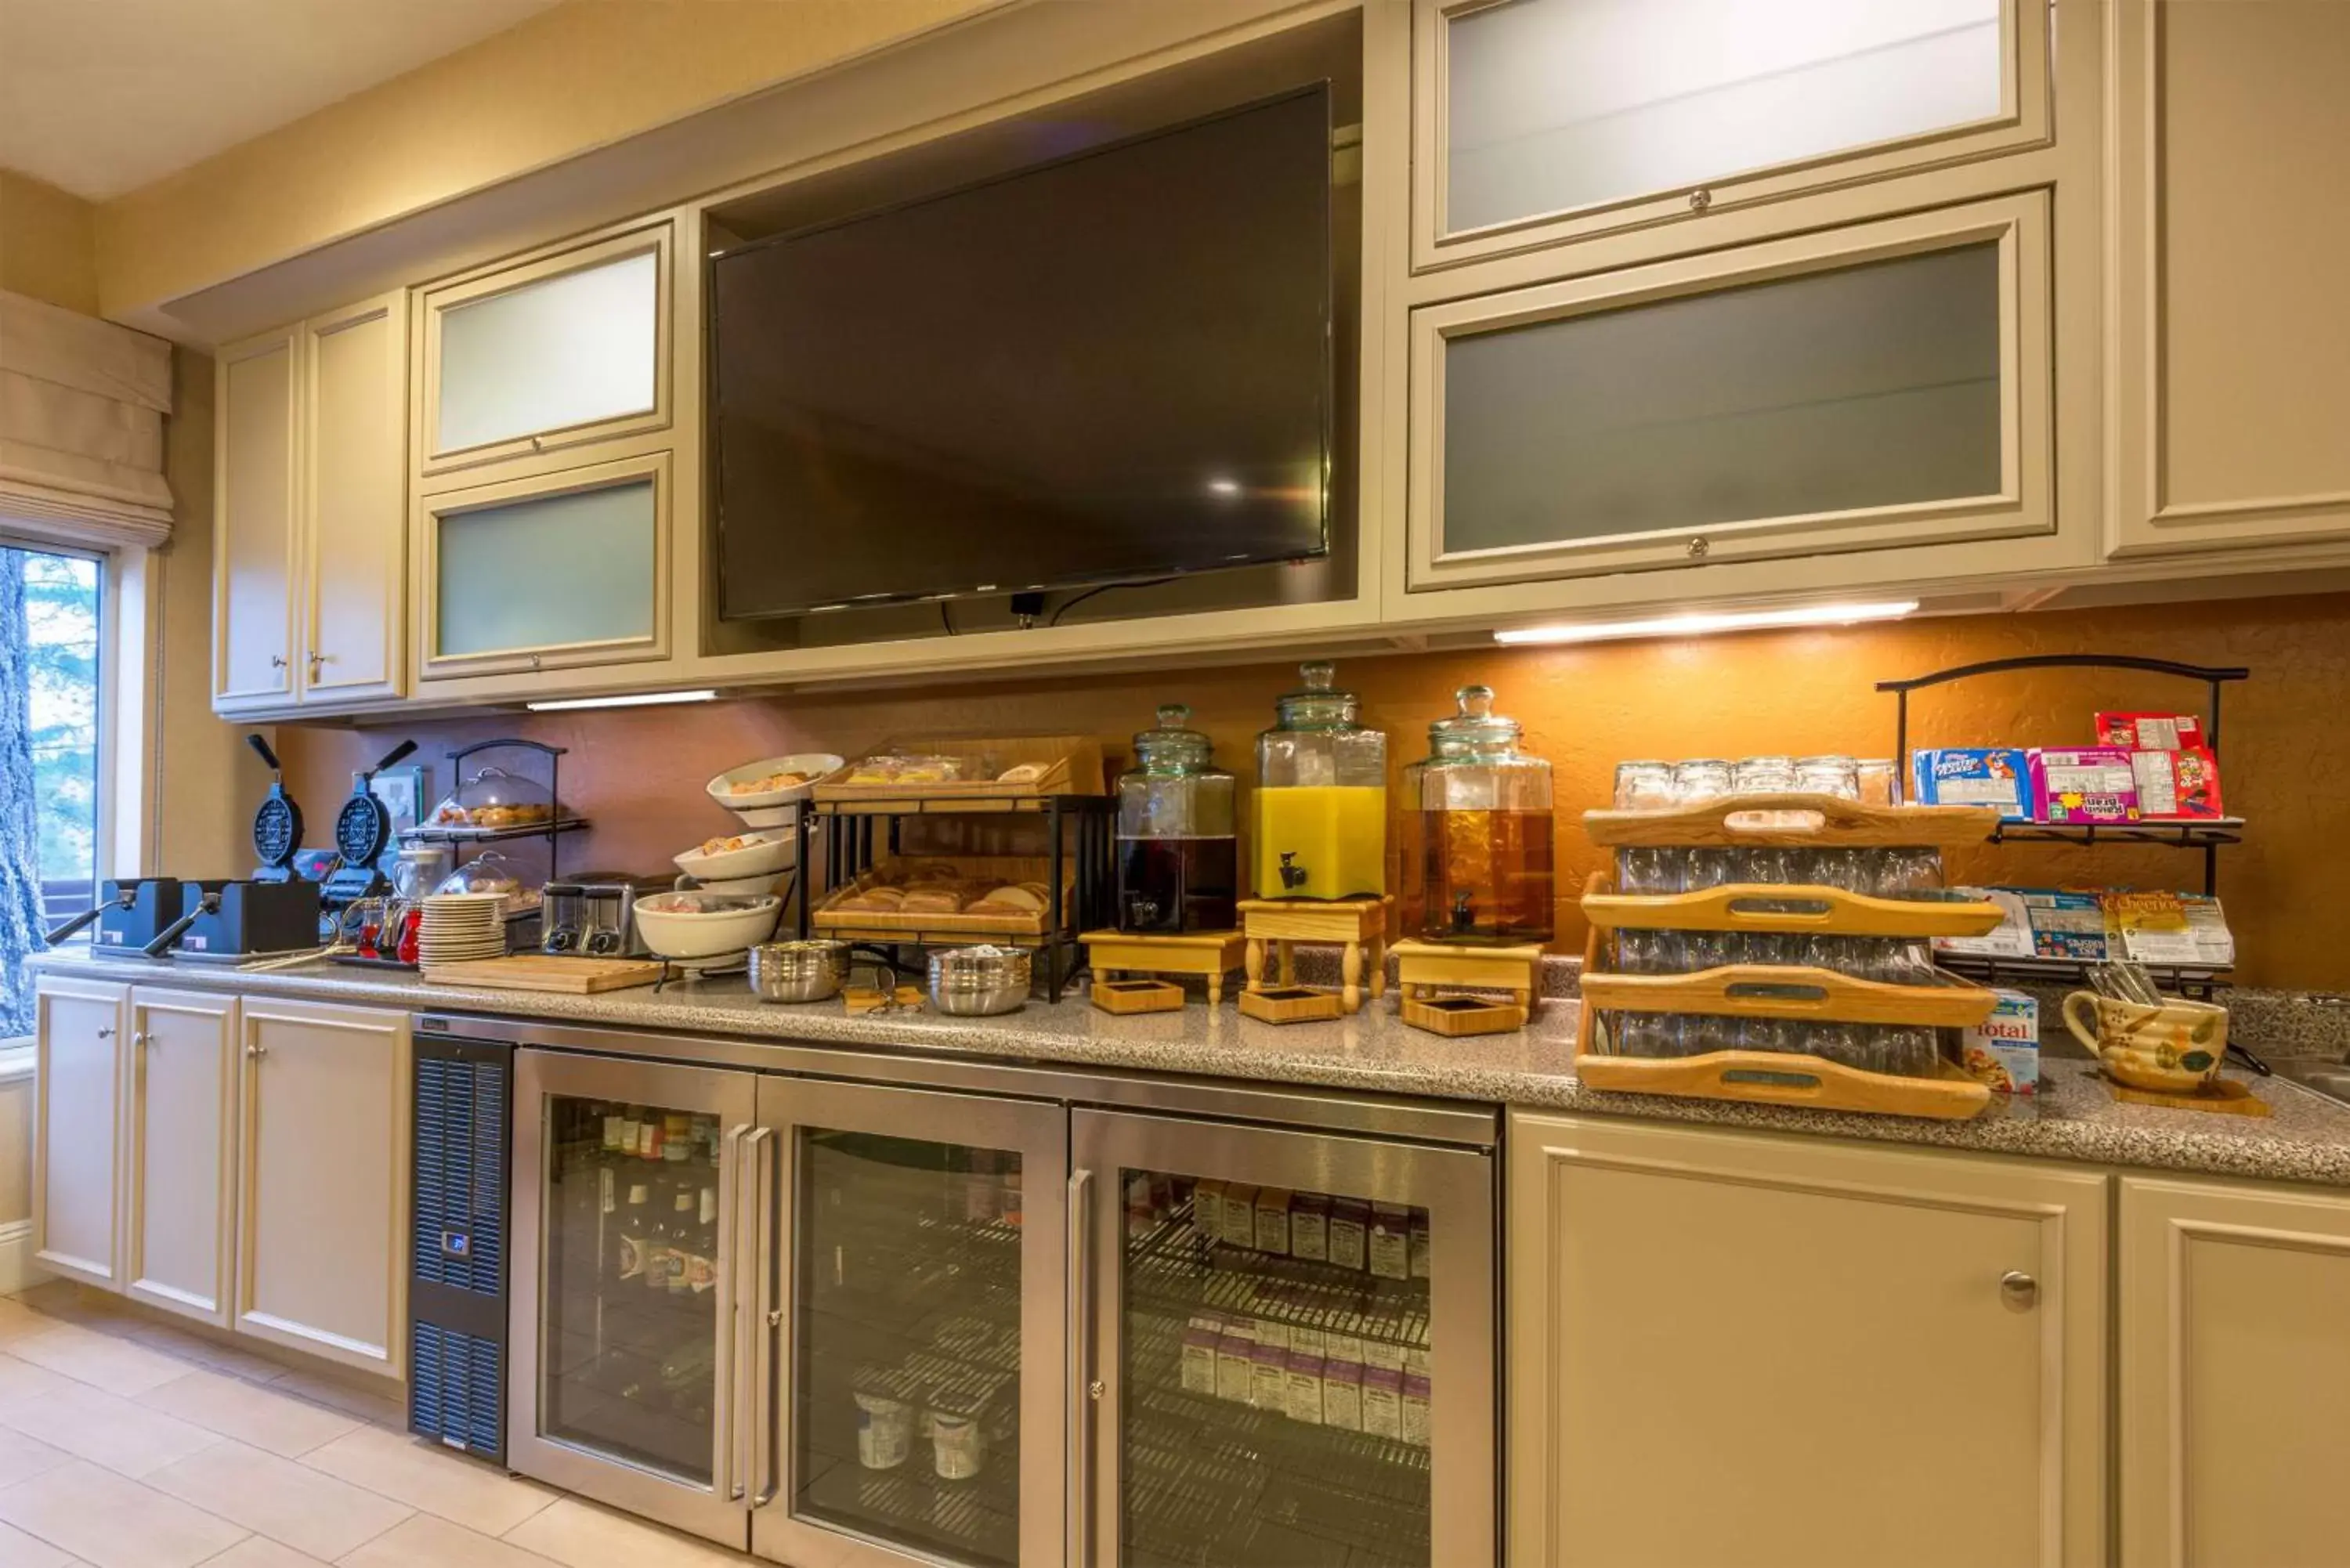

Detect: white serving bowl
[673, 830, 798, 882]
[691, 873, 791, 898]
[707, 753, 844, 827]
[631, 892, 782, 963]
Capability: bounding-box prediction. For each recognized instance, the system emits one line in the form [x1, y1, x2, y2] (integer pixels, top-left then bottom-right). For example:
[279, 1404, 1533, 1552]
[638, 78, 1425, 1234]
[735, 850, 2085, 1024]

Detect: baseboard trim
[0, 1220, 50, 1295]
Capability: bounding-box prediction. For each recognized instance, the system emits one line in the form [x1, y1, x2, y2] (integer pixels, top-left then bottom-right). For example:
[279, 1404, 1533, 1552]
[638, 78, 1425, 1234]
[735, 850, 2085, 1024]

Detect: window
[2, 545, 103, 1037]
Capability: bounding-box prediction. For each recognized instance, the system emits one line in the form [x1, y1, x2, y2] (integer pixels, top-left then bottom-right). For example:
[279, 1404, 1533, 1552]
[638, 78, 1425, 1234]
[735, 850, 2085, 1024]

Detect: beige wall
[0, 1076, 27, 1225]
[153, 347, 265, 876]
[95, 0, 1002, 320]
[0, 169, 99, 314]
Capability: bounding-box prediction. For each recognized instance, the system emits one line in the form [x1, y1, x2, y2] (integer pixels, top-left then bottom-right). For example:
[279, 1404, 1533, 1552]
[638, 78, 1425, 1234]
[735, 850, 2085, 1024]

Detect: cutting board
[421, 955, 666, 994]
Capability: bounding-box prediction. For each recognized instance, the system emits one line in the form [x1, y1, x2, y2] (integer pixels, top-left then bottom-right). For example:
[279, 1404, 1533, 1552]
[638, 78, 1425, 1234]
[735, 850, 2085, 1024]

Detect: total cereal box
[1960, 991, 2040, 1095]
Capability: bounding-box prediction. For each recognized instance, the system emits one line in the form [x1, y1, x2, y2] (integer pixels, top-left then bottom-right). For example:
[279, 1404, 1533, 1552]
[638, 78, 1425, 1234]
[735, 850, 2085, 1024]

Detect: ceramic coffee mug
[2063, 992, 2229, 1093]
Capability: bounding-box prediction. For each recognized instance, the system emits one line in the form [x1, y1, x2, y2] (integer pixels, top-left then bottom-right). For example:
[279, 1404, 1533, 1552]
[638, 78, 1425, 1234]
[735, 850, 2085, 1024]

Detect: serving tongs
[2086, 960, 2269, 1075]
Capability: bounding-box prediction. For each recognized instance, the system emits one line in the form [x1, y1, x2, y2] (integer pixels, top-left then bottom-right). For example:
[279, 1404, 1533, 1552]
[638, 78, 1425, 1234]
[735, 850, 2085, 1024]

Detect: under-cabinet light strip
[1492, 600, 1920, 647]
[525, 688, 720, 712]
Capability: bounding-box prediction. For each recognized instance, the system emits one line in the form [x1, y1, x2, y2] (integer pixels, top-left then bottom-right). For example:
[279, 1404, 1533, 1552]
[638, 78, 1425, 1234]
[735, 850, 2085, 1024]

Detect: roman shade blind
[0, 288, 173, 549]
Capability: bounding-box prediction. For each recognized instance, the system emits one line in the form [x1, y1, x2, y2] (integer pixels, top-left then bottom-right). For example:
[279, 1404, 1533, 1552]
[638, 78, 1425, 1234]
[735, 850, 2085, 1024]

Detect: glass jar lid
[1132, 704, 1217, 774]
[1427, 685, 1521, 757]
[1270, 660, 1361, 732]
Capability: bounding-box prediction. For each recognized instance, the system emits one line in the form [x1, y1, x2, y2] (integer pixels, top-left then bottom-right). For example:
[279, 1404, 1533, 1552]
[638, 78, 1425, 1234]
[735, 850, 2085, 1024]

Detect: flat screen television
[708, 85, 1333, 620]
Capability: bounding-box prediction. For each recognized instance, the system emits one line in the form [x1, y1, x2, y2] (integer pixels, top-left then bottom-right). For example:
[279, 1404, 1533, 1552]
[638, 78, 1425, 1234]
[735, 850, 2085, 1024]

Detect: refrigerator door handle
[743, 1126, 778, 1508]
[1066, 1167, 1094, 1568]
[714, 1124, 750, 1503]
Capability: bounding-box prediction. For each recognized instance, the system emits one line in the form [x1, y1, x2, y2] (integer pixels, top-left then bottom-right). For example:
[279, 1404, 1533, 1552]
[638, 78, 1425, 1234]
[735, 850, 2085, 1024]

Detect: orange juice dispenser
[1398, 685, 1555, 943]
[1253, 662, 1387, 898]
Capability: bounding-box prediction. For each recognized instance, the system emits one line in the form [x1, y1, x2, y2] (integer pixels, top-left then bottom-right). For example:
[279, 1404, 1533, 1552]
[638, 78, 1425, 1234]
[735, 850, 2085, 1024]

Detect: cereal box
[2095, 711, 2205, 750]
[2029, 747, 2143, 824]
[2130, 745, 2225, 819]
[1909, 747, 2032, 818]
[1960, 991, 2039, 1094]
[2022, 889, 2108, 959]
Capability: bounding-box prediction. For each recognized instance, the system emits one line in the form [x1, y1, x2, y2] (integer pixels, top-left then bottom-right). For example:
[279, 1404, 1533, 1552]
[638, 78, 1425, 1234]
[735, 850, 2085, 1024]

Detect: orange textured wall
[275, 591, 2350, 989]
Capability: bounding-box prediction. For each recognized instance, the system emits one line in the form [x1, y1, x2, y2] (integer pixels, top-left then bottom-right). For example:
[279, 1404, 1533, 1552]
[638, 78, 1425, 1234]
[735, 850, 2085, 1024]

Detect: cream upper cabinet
[416, 220, 673, 486]
[2119, 1175, 2350, 1568]
[414, 450, 672, 680]
[298, 294, 407, 704]
[32, 976, 127, 1292]
[236, 998, 409, 1377]
[1413, 0, 2048, 271]
[2107, 0, 2350, 556]
[123, 988, 237, 1326]
[212, 293, 408, 716]
[1507, 1112, 2106, 1568]
[213, 329, 299, 711]
[1405, 191, 2051, 598]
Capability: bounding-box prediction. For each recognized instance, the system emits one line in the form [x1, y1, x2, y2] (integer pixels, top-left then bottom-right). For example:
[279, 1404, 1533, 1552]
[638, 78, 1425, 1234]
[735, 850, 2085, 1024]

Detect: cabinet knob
[244, 1043, 268, 1060]
[308, 651, 327, 673]
[130, 1031, 149, 1047]
[96, 1026, 115, 1039]
[1688, 186, 1713, 213]
[1999, 1270, 2038, 1310]
[268, 654, 287, 669]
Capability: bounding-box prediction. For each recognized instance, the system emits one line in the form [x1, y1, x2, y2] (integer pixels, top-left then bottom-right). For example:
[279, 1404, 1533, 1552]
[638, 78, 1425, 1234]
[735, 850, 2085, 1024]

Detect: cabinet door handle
[2000, 1270, 2038, 1310]
[244, 1043, 268, 1060]
[96, 1026, 115, 1039]
[269, 654, 287, 669]
[130, 1031, 149, 1047]
[307, 651, 327, 674]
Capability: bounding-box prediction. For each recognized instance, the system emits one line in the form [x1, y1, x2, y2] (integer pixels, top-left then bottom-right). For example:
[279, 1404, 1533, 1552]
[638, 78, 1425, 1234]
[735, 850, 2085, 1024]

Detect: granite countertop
[29, 948, 2350, 1190]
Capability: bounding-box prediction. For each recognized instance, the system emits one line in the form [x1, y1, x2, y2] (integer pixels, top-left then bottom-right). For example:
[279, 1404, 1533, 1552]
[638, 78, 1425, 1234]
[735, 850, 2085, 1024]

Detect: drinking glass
[1614, 761, 1676, 811]
[1614, 929, 1680, 975]
[1607, 1012, 1685, 1058]
[1618, 846, 1685, 896]
[1683, 847, 1739, 890]
[1793, 755, 1860, 799]
[1732, 756, 1797, 796]
[1672, 759, 1734, 803]
[1878, 1027, 1943, 1077]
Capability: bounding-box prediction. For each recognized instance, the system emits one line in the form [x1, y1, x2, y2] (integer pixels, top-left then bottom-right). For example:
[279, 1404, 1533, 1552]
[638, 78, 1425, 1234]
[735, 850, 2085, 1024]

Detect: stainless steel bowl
[927, 944, 1032, 1016]
[749, 939, 852, 1003]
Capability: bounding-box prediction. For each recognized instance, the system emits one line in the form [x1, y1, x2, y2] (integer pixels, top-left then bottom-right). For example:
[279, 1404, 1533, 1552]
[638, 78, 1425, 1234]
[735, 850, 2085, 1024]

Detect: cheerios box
[1960, 990, 2040, 1095]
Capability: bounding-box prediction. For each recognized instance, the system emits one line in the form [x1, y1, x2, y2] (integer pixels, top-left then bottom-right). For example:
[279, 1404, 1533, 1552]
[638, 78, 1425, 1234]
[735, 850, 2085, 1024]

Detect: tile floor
[0, 1284, 759, 1568]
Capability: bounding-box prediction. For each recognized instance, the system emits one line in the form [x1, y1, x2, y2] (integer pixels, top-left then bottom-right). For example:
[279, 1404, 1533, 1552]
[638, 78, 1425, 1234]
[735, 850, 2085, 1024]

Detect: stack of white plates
[417, 892, 508, 967]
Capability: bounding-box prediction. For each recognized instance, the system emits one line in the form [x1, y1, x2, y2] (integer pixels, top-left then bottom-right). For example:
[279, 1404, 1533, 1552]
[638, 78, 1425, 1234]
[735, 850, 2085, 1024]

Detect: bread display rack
[1577, 794, 2008, 1120]
[787, 737, 1114, 1002]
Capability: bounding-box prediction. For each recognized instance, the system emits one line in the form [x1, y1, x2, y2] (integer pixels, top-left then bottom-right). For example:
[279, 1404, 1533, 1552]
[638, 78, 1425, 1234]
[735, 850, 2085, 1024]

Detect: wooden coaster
[1401, 994, 1527, 1037]
[1238, 986, 1345, 1024]
[1092, 977, 1186, 1015]
[844, 985, 925, 1015]
[2105, 1075, 2272, 1117]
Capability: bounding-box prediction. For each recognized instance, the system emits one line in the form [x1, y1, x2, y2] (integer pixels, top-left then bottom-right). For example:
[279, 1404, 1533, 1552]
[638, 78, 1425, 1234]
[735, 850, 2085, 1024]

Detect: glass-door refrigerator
[507, 1050, 760, 1545]
[749, 1075, 1067, 1568]
[1072, 1100, 1497, 1568]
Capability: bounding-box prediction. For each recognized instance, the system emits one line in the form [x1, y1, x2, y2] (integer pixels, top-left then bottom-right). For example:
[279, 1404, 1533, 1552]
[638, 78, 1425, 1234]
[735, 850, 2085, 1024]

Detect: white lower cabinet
[123, 988, 239, 1325]
[1506, 1112, 2107, 1568]
[2119, 1175, 2350, 1568]
[235, 998, 410, 1377]
[32, 977, 127, 1290]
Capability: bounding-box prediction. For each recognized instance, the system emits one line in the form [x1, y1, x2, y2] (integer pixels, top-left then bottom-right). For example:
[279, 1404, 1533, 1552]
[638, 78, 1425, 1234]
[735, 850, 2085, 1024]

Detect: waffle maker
[321, 739, 418, 909]
[247, 733, 304, 883]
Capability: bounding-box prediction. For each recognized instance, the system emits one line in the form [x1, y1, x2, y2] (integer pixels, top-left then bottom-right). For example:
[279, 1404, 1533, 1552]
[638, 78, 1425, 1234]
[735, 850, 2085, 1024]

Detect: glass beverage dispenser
[1116, 704, 1239, 933]
[1254, 662, 1388, 899]
[1399, 685, 1555, 942]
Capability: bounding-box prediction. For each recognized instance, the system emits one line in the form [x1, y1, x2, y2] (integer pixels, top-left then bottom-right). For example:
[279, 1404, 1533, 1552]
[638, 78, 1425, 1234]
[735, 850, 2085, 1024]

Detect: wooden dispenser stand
[1080, 929, 1246, 1013]
[1390, 939, 1542, 1036]
[1237, 895, 1392, 1021]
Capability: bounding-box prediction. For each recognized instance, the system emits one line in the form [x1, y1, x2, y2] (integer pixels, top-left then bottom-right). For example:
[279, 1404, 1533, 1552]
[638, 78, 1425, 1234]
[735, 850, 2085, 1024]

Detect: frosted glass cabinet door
[1414, 0, 2047, 267]
[421, 223, 672, 477]
[419, 453, 671, 677]
[1407, 193, 2052, 591]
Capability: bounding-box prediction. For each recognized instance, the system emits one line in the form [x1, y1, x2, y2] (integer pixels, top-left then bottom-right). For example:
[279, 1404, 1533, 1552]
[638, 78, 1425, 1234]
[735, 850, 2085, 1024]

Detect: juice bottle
[1253, 662, 1387, 899]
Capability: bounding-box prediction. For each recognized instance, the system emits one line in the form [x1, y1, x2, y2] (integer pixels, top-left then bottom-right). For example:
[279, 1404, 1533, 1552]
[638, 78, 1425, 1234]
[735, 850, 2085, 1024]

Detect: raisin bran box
[2029, 747, 2143, 824]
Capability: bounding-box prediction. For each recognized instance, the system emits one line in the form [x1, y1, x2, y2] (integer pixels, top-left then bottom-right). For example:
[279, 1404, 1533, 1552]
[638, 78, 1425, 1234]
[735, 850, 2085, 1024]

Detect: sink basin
[2272, 1060, 2350, 1107]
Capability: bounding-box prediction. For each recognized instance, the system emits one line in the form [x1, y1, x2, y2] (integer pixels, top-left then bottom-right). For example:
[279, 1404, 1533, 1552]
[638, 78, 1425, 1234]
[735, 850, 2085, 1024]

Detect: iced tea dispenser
[1253, 662, 1387, 899]
[1400, 685, 1555, 942]
[1115, 704, 1238, 933]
